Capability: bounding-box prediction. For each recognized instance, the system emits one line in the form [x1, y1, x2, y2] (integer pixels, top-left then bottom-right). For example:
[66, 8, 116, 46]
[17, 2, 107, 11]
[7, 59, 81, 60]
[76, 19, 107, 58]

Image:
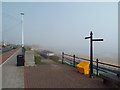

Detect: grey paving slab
[0, 65, 2, 90]
[2, 48, 24, 88]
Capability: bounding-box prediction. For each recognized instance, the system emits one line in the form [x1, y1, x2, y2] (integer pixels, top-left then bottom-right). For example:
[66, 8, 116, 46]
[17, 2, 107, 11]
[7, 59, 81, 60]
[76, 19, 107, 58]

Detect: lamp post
[85, 31, 104, 78]
[20, 12, 24, 53]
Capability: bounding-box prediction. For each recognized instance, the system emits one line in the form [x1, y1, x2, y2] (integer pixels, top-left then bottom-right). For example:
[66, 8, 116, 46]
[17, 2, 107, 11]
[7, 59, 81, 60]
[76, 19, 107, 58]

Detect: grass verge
[34, 54, 41, 65]
[52, 59, 74, 67]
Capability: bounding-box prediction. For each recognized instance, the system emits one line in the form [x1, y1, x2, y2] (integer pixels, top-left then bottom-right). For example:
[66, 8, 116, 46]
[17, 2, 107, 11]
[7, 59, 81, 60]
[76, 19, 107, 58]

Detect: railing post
[73, 54, 75, 67]
[62, 52, 64, 64]
[96, 58, 99, 76]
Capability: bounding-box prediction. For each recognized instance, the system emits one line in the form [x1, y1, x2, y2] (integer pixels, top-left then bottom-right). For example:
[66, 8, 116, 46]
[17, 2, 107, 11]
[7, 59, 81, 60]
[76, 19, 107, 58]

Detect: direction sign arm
[92, 39, 104, 41]
[85, 36, 91, 39]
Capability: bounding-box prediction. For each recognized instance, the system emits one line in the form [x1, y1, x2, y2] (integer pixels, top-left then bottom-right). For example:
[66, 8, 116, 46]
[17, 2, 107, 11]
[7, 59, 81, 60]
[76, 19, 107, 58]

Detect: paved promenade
[2, 48, 24, 88]
[25, 59, 111, 88]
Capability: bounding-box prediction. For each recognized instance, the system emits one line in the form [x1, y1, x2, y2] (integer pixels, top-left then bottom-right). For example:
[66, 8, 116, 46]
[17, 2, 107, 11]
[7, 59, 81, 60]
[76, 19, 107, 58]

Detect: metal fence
[62, 52, 120, 77]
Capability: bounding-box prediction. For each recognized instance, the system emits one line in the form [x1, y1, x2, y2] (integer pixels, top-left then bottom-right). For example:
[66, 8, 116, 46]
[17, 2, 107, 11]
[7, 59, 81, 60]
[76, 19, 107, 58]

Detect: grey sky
[2, 2, 118, 64]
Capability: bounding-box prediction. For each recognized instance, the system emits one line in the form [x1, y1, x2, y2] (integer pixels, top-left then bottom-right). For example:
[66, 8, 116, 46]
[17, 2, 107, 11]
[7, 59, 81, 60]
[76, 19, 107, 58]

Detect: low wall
[25, 50, 35, 66]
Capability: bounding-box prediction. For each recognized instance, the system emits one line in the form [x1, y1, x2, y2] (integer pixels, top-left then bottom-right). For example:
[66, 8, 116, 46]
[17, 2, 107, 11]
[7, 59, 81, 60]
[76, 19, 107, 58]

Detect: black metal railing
[62, 52, 120, 77]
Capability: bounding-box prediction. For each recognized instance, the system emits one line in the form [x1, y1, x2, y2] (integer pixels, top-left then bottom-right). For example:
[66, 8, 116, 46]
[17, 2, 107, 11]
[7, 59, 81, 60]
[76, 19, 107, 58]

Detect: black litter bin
[17, 55, 24, 66]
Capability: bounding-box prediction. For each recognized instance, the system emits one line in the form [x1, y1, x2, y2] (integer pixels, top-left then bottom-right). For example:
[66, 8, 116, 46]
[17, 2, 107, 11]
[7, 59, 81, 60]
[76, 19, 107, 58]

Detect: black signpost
[85, 31, 104, 78]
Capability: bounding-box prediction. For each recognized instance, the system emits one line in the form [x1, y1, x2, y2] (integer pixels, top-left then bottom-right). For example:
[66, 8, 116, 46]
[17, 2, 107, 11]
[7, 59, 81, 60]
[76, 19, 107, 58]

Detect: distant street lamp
[85, 31, 104, 78]
[20, 12, 24, 53]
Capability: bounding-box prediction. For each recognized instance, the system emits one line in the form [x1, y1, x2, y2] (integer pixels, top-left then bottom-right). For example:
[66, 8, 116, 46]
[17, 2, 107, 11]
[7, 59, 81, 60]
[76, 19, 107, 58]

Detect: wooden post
[62, 52, 64, 64]
[73, 54, 75, 67]
[96, 58, 99, 76]
[85, 31, 103, 78]
[90, 31, 93, 78]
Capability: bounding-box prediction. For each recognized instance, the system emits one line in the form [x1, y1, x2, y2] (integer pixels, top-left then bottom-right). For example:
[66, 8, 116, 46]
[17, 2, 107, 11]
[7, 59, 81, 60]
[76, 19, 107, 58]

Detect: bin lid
[17, 55, 24, 57]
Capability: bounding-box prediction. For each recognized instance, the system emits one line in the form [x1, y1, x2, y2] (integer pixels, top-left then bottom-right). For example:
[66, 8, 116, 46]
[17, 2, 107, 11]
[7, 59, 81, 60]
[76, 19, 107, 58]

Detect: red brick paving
[0, 47, 20, 64]
[25, 59, 112, 88]
[24, 66, 28, 88]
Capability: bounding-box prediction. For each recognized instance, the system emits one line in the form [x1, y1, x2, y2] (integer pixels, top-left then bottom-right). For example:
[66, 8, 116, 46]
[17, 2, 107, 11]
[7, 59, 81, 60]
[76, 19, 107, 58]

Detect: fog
[2, 2, 118, 65]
